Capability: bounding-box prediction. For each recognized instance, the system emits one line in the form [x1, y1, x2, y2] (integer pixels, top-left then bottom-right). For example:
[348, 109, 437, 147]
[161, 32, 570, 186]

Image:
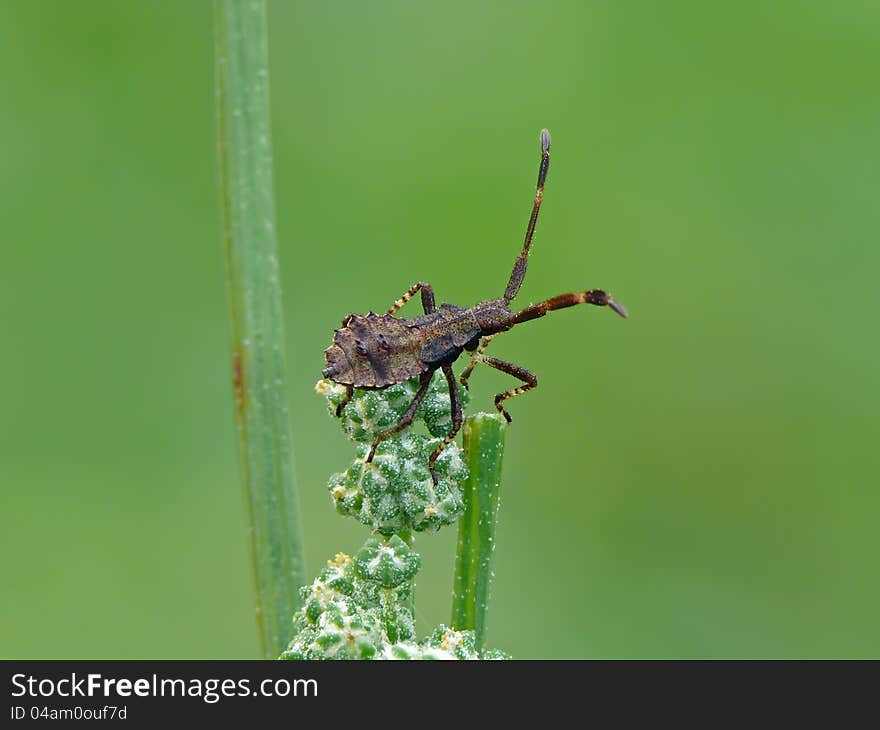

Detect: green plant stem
[451, 413, 507, 650]
[214, 0, 305, 659]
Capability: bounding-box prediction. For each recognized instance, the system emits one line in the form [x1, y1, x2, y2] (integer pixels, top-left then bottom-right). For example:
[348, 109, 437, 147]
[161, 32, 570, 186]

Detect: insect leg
[335, 384, 354, 417]
[386, 281, 436, 315]
[479, 357, 538, 423]
[366, 371, 433, 462]
[459, 334, 498, 388]
[428, 364, 464, 486]
[503, 129, 551, 304]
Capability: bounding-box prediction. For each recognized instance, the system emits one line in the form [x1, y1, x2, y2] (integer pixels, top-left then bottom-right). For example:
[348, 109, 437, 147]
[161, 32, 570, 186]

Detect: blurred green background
[2, 1, 878, 659]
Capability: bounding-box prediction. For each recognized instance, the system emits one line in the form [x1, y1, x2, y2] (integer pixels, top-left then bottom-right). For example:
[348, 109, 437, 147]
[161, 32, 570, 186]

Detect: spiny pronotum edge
[322, 129, 627, 485]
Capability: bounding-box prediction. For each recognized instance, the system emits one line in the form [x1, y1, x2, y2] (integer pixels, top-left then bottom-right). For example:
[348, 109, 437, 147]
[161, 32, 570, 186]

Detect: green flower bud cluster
[385, 626, 510, 661]
[328, 435, 467, 534]
[300, 372, 510, 659]
[280, 541, 415, 661]
[316, 371, 471, 442]
[281, 538, 508, 661]
[318, 373, 470, 534]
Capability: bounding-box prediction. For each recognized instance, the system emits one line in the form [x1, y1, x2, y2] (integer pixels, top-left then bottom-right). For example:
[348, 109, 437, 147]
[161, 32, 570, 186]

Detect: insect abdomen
[323, 313, 426, 387]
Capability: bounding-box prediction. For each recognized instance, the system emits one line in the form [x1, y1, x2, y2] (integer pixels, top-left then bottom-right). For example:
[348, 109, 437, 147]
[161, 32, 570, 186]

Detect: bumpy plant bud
[417, 374, 471, 438]
[318, 372, 471, 533]
[305, 371, 509, 660]
[353, 535, 421, 589]
[382, 626, 510, 660]
[328, 434, 467, 534]
[282, 546, 508, 661]
[316, 371, 471, 443]
[281, 548, 415, 661]
[317, 378, 419, 443]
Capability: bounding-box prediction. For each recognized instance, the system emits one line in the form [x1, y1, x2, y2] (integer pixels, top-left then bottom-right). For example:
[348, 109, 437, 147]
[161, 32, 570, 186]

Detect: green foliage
[214, 0, 304, 659]
[317, 371, 471, 442]
[353, 535, 421, 588]
[282, 378, 510, 660]
[281, 542, 508, 661]
[318, 375, 470, 534]
[280, 550, 413, 660]
[417, 626, 510, 661]
[452, 413, 507, 651]
[327, 436, 467, 534]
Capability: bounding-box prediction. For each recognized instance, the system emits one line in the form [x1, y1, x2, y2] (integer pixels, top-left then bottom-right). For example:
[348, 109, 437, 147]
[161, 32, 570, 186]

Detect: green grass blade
[214, 0, 305, 659]
[451, 413, 507, 650]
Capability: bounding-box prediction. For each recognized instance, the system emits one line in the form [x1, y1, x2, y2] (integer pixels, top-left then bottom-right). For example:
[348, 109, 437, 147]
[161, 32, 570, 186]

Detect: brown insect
[322, 129, 627, 484]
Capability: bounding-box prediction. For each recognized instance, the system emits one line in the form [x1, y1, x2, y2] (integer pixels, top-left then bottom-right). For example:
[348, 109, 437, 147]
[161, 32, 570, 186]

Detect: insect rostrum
[323, 129, 627, 485]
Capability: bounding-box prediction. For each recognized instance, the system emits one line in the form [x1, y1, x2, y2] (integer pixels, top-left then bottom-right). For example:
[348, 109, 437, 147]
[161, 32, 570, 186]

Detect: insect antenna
[503, 128, 551, 304]
[512, 290, 628, 325]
